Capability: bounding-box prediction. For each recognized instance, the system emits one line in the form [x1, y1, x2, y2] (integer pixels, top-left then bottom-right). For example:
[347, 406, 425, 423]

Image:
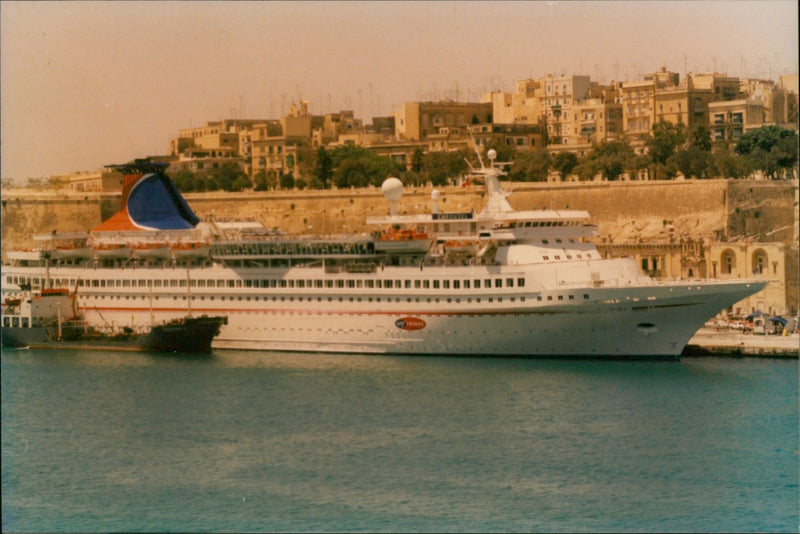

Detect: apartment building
[394, 101, 493, 141]
[708, 98, 765, 141]
[542, 74, 591, 144]
[168, 119, 266, 158]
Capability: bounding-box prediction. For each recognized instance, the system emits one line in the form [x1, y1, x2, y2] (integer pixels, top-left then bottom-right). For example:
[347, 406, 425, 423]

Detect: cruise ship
[1, 154, 766, 358]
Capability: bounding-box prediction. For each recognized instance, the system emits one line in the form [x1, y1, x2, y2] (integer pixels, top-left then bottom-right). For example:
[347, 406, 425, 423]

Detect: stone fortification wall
[3, 180, 797, 257]
[725, 180, 799, 243]
[1, 190, 103, 256]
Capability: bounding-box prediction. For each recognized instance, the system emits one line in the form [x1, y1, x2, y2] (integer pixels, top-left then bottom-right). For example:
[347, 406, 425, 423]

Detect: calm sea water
[2, 348, 797, 533]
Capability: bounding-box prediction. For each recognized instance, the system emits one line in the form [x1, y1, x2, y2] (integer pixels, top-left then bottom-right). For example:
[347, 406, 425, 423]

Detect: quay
[684, 327, 799, 358]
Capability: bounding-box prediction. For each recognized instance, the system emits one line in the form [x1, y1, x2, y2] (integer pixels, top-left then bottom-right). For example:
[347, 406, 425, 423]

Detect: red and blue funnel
[92, 161, 200, 232]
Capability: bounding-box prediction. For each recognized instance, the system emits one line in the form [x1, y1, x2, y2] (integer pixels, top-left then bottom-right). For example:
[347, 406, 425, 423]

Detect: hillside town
[43, 68, 799, 193]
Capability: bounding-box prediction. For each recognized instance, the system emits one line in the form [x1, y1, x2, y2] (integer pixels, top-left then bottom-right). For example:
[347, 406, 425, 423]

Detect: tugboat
[1, 287, 226, 353]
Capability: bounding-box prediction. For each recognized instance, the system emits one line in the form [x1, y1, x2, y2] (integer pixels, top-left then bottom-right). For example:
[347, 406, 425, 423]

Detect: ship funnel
[91, 160, 200, 232]
[381, 177, 403, 216]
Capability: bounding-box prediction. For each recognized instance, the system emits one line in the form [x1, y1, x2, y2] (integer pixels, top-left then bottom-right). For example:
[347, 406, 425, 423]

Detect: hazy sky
[1, 0, 797, 181]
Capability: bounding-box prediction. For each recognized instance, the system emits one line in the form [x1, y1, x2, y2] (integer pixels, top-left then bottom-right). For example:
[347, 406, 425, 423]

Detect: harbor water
[2, 349, 797, 532]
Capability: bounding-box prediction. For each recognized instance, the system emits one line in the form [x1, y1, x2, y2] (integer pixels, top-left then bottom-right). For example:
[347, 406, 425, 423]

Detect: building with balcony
[542, 74, 591, 145]
[708, 98, 764, 141]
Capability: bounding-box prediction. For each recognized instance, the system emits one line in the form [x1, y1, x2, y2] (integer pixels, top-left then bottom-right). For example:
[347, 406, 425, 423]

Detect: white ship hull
[2, 262, 765, 358]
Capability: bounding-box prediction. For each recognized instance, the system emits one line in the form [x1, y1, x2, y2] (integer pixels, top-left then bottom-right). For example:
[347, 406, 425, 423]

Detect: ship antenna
[468, 127, 485, 169]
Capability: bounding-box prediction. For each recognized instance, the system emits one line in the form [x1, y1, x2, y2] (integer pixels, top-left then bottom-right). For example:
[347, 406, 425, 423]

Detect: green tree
[552, 152, 579, 180]
[312, 146, 334, 189]
[253, 170, 269, 191]
[713, 144, 748, 179]
[210, 162, 250, 192]
[509, 149, 550, 182]
[422, 149, 469, 186]
[735, 125, 799, 179]
[647, 120, 686, 179]
[674, 146, 716, 179]
[690, 125, 713, 151]
[583, 139, 638, 181]
[279, 172, 295, 190]
[410, 147, 425, 173]
[170, 168, 199, 192]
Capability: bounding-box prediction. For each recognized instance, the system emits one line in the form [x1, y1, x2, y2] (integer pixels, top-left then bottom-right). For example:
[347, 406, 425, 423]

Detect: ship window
[180, 280, 187, 287]
[517, 278, 525, 287]
[443, 280, 450, 289]
[569, 295, 575, 300]
[395, 280, 401, 288]
[453, 280, 460, 289]
[547, 296, 553, 301]
[556, 239, 562, 243]
[3, 318, 9, 327]
[347, 280, 355, 288]
[543, 256, 550, 261]
[506, 278, 514, 287]
[474, 280, 481, 288]
[423, 280, 430, 289]
[245, 280, 252, 288]
[414, 280, 421, 288]
[558, 295, 564, 301]
[316, 280, 323, 288]
[464, 280, 470, 289]
[485, 279, 491, 288]
[336, 280, 344, 288]
[433, 280, 440, 289]
[566, 255, 572, 260]
[404, 280, 411, 289]
[554, 256, 561, 260]
[297, 280, 305, 288]
[325, 280, 333, 288]
[236, 280, 242, 287]
[139, 280, 147, 287]
[494, 279, 502, 288]
[584, 294, 589, 299]
[197, 280, 206, 287]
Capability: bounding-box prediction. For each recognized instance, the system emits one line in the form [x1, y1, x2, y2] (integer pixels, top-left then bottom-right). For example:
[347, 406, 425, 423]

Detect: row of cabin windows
[6, 275, 525, 291]
[81, 294, 531, 305]
[82, 292, 591, 305]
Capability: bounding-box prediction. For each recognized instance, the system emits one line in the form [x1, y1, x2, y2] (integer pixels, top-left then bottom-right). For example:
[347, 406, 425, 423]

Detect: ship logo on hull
[395, 317, 426, 330]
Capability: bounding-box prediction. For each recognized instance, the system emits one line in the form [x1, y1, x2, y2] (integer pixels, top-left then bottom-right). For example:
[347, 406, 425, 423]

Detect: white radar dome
[487, 149, 497, 161]
[381, 177, 404, 202]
